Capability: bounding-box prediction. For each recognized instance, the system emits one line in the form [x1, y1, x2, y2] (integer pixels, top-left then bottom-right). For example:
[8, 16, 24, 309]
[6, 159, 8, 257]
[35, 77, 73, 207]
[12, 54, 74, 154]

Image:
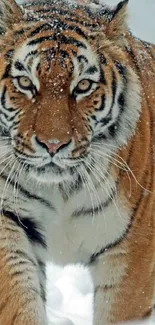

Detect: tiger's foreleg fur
[0, 214, 47, 325]
[90, 235, 155, 324]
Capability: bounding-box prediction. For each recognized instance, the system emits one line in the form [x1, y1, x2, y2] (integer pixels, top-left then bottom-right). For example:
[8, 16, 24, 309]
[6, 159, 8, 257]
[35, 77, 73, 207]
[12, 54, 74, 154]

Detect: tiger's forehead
[11, 32, 100, 90]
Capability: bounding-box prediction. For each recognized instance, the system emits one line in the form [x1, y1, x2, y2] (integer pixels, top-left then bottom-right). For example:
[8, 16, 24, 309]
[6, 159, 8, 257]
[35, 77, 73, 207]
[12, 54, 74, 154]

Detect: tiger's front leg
[0, 214, 47, 325]
[90, 246, 155, 324]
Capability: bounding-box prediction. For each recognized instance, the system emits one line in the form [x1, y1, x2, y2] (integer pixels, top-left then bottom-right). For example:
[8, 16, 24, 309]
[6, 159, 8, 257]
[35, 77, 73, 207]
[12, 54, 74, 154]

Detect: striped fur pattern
[0, 0, 155, 324]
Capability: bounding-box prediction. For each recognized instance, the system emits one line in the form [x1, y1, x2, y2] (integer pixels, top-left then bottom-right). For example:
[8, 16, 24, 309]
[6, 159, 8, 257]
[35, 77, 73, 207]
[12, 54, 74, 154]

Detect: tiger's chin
[29, 165, 75, 185]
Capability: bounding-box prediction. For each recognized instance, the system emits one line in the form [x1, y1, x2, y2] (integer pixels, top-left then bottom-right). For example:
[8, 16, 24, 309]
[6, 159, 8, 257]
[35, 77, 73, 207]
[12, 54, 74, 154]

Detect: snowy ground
[46, 264, 93, 325]
[46, 263, 155, 325]
[16, 1, 155, 324]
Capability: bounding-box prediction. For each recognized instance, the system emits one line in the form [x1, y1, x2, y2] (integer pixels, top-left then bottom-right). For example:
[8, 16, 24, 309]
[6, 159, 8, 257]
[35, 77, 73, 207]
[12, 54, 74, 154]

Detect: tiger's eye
[77, 79, 91, 92]
[18, 76, 32, 89]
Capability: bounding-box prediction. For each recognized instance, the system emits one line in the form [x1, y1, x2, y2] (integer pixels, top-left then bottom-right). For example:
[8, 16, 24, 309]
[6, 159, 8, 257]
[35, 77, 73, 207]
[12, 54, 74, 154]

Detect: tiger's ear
[0, 0, 23, 35]
[106, 0, 129, 42]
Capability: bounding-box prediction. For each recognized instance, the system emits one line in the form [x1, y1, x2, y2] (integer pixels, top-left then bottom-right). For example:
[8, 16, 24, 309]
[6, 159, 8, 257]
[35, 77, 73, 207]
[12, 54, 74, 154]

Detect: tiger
[0, 0, 155, 324]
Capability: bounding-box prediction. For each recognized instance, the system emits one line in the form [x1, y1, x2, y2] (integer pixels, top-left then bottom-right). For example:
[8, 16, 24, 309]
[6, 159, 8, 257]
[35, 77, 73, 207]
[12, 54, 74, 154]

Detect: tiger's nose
[36, 137, 70, 153]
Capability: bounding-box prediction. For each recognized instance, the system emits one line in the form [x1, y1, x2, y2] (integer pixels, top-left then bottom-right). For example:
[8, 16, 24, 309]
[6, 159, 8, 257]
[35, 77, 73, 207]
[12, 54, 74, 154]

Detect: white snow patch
[46, 263, 155, 325]
[46, 264, 93, 325]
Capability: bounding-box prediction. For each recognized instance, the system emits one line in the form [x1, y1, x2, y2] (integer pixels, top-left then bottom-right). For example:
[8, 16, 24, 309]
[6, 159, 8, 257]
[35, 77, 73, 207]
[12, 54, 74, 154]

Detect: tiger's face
[0, 0, 141, 184]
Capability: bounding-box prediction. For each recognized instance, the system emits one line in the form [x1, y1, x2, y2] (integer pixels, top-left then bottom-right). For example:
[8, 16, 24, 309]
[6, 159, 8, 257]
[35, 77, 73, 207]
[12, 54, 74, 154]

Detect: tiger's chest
[42, 186, 131, 266]
[4, 180, 131, 266]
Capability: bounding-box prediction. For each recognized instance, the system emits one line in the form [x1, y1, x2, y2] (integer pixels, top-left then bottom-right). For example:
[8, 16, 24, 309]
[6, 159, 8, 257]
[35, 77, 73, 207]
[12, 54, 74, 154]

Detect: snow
[46, 263, 155, 325]
[46, 264, 93, 325]
[15, 1, 155, 324]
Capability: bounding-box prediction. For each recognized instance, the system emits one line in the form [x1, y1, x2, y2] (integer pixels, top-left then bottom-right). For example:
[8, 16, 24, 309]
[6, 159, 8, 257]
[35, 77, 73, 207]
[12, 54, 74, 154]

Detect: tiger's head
[0, 0, 141, 184]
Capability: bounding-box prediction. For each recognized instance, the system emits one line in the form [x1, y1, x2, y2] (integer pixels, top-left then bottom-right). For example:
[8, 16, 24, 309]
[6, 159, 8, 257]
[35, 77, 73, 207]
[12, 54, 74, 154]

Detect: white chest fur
[2, 175, 131, 267]
[44, 183, 131, 266]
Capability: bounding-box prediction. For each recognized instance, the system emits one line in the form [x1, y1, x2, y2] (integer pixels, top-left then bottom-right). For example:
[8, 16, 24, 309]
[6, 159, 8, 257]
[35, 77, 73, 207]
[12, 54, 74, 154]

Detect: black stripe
[3, 210, 47, 248]
[28, 33, 87, 49]
[100, 54, 107, 65]
[38, 260, 46, 301]
[125, 46, 140, 71]
[0, 87, 12, 119]
[4, 49, 14, 59]
[7, 110, 20, 122]
[85, 65, 98, 75]
[92, 133, 107, 141]
[111, 70, 117, 107]
[15, 28, 25, 36]
[55, 21, 88, 39]
[40, 283, 46, 302]
[100, 112, 112, 126]
[29, 19, 88, 39]
[0, 27, 4, 35]
[1, 64, 11, 79]
[4, 248, 37, 267]
[111, 0, 128, 20]
[38, 260, 46, 277]
[118, 92, 125, 112]
[1, 86, 8, 107]
[53, 15, 97, 30]
[94, 284, 113, 295]
[108, 90, 126, 138]
[14, 61, 27, 72]
[23, 3, 98, 29]
[1, 86, 15, 112]
[114, 61, 127, 80]
[77, 55, 88, 64]
[91, 115, 97, 122]
[142, 308, 153, 319]
[18, 184, 55, 211]
[1, 173, 54, 211]
[29, 23, 52, 37]
[0, 119, 8, 130]
[97, 94, 105, 111]
[0, 88, 20, 123]
[108, 123, 118, 138]
[28, 35, 55, 46]
[24, 50, 38, 61]
[72, 188, 116, 218]
[99, 66, 106, 84]
[88, 219, 133, 265]
[88, 166, 151, 265]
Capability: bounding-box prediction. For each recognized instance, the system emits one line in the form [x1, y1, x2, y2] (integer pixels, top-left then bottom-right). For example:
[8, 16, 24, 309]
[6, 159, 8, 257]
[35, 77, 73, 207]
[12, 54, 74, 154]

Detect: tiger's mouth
[13, 135, 89, 167]
[12, 145, 88, 184]
[14, 146, 87, 167]
[27, 157, 82, 184]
